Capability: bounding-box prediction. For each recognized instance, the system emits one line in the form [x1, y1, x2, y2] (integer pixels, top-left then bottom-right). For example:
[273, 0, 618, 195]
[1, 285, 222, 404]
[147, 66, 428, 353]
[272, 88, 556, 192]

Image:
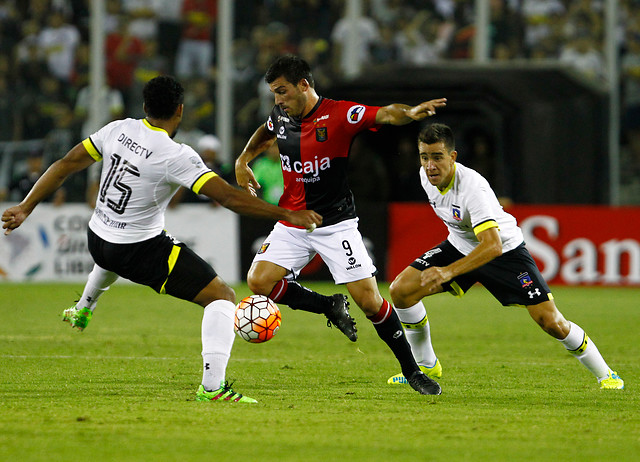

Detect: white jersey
[419, 162, 523, 255]
[84, 118, 216, 243]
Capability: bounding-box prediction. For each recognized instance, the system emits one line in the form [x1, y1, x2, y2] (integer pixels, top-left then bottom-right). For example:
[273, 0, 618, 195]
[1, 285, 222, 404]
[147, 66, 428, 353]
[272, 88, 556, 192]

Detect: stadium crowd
[1, 0, 639, 204]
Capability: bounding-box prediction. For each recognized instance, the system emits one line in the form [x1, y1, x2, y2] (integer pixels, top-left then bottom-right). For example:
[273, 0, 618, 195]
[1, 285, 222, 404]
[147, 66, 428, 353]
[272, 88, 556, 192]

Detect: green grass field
[0, 282, 638, 461]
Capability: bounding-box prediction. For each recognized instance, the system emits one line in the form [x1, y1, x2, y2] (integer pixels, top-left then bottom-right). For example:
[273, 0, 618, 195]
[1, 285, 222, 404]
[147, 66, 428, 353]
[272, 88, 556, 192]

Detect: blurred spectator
[129, 38, 169, 117]
[74, 83, 124, 138]
[175, 0, 217, 79]
[17, 74, 70, 140]
[621, 31, 640, 203]
[184, 77, 216, 132]
[0, 74, 17, 141]
[371, 23, 399, 64]
[559, 31, 605, 83]
[1, 149, 66, 205]
[38, 10, 81, 83]
[0, 1, 21, 60]
[155, 0, 184, 72]
[521, 0, 566, 55]
[15, 20, 47, 91]
[395, 11, 450, 65]
[122, 0, 158, 40]
[252, 142, 284, 205]
[490, 0, 524, 60]
[106, 16, 145, 105]
[169, 134, 231, 207]
[104, 0, 123, 34]
[173, 111, 206, 150]
[331, 4, 381, 76]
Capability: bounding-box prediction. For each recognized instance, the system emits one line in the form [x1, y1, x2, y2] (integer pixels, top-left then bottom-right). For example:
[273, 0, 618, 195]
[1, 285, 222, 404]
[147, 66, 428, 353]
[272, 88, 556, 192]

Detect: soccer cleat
[407, 370, 442, 395]
[599, 369, 624, 390]
[387, 359, 442, 384]
[196, 382, 258, 403]
[324, 294, 357, 342]
[62, 306, 92, 331]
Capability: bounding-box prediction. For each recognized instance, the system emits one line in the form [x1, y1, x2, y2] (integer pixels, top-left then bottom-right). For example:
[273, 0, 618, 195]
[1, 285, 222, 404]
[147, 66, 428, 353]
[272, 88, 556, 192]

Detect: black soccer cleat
[324, 294, 357, 342]
[407, 370, 442, 395]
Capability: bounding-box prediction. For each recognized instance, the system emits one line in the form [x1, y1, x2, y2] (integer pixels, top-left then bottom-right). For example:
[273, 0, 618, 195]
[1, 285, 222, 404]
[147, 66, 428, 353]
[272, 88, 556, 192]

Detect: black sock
[269, 279, 331, 314]
[369, 300, 419, 377]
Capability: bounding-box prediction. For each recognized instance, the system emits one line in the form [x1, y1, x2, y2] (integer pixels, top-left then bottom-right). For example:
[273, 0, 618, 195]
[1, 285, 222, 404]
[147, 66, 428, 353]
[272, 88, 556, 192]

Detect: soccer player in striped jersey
[235, 55, 447, 395]
[1, 76, 321, 403]
[387, 123, 624, 390]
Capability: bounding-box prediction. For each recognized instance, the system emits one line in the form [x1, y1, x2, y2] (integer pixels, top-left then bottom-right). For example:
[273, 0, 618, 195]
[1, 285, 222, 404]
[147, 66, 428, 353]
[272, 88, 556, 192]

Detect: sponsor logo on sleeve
[347, 105, 366, 124]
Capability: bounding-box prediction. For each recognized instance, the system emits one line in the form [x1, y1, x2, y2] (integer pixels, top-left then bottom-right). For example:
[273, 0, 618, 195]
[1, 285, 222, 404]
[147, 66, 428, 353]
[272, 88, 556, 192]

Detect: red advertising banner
[387, 203, 640, 286]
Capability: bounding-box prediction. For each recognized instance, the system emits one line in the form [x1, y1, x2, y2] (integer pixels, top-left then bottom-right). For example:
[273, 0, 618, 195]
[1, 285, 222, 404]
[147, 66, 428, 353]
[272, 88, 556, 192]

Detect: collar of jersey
[142, 118, 169, 135]
[438, 164, 457, 195]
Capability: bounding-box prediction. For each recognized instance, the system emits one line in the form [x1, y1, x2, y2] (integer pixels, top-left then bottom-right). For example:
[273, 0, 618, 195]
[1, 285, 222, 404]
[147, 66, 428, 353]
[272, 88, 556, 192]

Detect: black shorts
[410, 240, 552, 306]
[87, 228, 217, 301]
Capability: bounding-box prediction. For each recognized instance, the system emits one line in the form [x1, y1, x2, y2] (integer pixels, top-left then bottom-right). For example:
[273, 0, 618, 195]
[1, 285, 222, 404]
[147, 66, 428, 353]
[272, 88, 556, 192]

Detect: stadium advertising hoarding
[0, 203, 240, 283]
[387, 204, 640, 286]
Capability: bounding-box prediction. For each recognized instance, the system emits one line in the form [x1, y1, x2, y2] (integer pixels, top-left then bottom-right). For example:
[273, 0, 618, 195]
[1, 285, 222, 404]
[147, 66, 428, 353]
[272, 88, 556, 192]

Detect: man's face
[419, 141, 457, 190]
[269, 76, 307, 118]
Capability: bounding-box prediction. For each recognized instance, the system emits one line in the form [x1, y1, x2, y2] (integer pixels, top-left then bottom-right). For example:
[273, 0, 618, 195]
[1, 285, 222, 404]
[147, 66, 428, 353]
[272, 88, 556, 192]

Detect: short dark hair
[418, 123, 455, 152]
[143, 75, 184, 120]
[265, 55, 315, 88]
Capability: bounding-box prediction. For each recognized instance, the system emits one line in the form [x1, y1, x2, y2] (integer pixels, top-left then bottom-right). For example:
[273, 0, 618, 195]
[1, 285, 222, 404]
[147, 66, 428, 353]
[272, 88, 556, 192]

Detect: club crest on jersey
[258, 243, 270, 254]
[316, 127, 328, 142]
[452, 206, 462, 221]
[518, 272, 534, 288]
[347, 105, 366, 124]
[266, 116, 274, 132]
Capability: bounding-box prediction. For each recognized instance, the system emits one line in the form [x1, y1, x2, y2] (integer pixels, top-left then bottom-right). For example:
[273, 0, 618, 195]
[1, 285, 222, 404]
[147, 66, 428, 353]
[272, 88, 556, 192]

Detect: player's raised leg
[386, 266, 441, 384]
[527, 300, 624, 390]
[63, 264, 119, 331]
[248, 260, 357, 341]
[347, 276, 441, 395]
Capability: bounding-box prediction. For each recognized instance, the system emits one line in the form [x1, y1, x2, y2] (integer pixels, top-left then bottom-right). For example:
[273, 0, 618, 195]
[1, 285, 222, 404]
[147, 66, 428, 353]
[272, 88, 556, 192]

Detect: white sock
[77, 264, 119, 312]
[201, 300, 236, 391]
[394, 301, 437, 368]
[559, 321, 610, 380]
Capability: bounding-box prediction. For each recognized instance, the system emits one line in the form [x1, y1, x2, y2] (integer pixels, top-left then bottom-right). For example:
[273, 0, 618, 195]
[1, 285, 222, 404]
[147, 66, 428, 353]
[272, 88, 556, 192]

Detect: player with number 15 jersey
[84, 118, 215, 244]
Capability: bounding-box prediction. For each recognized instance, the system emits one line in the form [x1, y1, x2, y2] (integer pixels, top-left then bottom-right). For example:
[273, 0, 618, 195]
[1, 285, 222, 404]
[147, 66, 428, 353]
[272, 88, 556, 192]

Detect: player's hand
[235, 163, 261, 197]
[2, 205, 28, 236]
[407, 98, 447, 121]
[288, 210, 322, 231]
[420, 266, 450, 293]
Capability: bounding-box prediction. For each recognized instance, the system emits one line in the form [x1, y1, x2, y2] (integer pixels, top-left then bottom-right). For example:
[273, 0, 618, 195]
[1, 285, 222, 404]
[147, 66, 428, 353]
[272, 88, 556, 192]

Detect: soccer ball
[234, 295, 281, 343]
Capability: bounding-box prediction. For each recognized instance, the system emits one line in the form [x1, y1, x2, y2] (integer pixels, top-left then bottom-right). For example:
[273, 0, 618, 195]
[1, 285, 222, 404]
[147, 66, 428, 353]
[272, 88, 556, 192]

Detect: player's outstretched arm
[376, 98, 447, 125]
[235, 125, 277, 197]
[2, 143, 95, 235]
[199, 175, 322, 230]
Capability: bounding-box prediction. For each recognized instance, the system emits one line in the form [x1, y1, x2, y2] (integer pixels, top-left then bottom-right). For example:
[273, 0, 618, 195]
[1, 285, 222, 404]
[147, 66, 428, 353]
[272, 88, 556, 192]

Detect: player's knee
[389, 276, 410, 305]
[246, 271, 273, 296]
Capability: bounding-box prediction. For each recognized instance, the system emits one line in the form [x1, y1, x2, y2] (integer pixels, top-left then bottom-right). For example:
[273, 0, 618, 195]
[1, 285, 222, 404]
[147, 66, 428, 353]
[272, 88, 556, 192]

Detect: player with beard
[235, 55, 447, 395]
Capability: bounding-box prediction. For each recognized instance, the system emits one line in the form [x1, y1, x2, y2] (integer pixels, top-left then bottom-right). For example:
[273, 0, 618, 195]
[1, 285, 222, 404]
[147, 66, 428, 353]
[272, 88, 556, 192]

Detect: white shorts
[252, 218, 377, 284]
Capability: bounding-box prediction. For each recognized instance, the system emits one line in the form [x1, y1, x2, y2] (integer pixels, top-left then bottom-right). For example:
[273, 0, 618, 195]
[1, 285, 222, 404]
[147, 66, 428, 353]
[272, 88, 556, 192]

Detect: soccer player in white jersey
[1, 76, 321, 403]
[386, 123, 624, 390]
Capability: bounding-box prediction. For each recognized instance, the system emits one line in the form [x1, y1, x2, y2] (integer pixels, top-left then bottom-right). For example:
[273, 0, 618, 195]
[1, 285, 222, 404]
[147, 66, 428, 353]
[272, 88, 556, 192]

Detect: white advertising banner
[0, 203, 240, 284]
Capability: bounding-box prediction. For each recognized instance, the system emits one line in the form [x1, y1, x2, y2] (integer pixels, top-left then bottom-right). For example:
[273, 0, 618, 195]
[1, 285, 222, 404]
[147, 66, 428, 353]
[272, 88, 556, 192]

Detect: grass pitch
[0, 282, 638, 461]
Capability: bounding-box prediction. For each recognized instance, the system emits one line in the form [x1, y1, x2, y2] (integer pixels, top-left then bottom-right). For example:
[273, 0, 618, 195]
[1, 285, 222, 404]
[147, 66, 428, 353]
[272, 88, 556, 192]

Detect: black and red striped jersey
[265, 96, 381, 227]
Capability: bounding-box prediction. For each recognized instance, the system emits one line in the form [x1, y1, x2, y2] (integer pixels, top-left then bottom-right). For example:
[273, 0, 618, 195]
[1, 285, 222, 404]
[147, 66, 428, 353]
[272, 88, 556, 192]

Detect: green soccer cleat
[387, 359, 442, 384]
[599, 369, 624, 390]
[62, 306, 92, 331]
[196, 382, 258, 404]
